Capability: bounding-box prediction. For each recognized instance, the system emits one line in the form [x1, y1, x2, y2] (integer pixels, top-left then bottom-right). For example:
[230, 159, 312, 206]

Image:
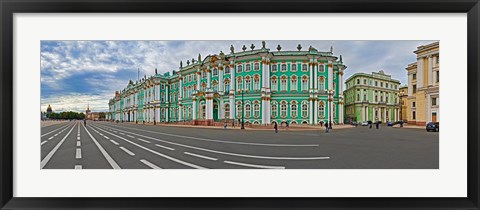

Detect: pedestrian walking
[224, 121, 227, 129]
[325, 122, 329, 133]
[375, 121, 379, 129]
[286, 121, 289, 130]
[369, 121, 372, 129]
[84, 119, 86, 127]
[400, 120, 404, 127]
[274, 121, 278, 133]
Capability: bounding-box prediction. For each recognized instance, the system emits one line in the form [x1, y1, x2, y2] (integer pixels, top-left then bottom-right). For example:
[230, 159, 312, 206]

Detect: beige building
[399, 85, 408, 121]
[405, 42, 439, 126]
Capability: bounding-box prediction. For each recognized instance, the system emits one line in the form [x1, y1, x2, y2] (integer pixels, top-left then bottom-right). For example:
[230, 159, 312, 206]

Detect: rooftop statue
[242, 45, 247, 52]
[297, 44, 302, 51]
[180, 61, 183, 68]
[277, 44, 282, 51]
[186, 60, 190, 65]
[262, 41, 266, 49]
[250, 44, 255, 50]
[198, 53, 201, 62]
[230, 45, 234, 54]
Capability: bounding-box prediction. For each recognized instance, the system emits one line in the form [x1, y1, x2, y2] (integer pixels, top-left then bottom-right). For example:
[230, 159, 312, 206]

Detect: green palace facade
[344, 70, 401, 123]
[107, 42, 347, 126]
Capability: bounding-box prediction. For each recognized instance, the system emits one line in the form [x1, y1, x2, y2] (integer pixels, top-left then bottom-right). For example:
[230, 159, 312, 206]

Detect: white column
[309, 63, 313, 89]
[231, 65, 235, 93]
[165, 108, 169, 122]
[266, 59, 271, 89]
[179, 78, 183, 99]
[428, 56, 433, 86]
[361, 106, 365, 121]
[426, 95, 431, 123]
[229, 96, 235, 120]
[313, 62, 317, 90]
[219, 67, 224, 94]
[207, 69, 211, 88]
[196, 72, 201, 90]
[155, 107, 160, 123]
[265, 99, 271, 124]
[383, 108, 387, 122]
[261, 99, 266, 124]
[417, 57, 424, 88]
[193, 99, 197, 120]
[309, 100, 313, 124]
[206, 98, 213, 120]
[314, 100, 318, 124]
[219, 100, 224, 119]
[328, 61, 333, 90]
[340, 104, 344, 124]
[178, 106, 183, 121]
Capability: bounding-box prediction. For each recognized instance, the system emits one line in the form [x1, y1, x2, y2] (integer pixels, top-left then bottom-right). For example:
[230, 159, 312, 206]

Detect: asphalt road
[40, 121, 439, 169]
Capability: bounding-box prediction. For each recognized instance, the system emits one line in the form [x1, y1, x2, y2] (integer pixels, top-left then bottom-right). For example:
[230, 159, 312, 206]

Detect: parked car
[426, 122, 439, 132]
[351, 121, 358, 126]
[361, 121, 369, 126]
[388, 121, 402, 126]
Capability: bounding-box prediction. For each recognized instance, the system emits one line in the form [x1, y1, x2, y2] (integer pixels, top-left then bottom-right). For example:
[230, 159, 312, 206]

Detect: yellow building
[405, 42, 439, 126]
[399, 86, 408, 121]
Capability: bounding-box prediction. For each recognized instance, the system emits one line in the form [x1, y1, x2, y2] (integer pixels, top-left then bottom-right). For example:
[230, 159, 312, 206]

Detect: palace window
[357, 93, 360, 101]
[280, 102, 287, 118]
[412, 111, 416, 120]
[319, 65, 324, 72]
[237, 104, 242, 118]
[271, 76, 278, 92]
[188, 86, 192, 98]
[292, 64, 297, 72]
[302, 104, 308, 118]
[225, 66, 230, 74]
[302, 76, 308, 91]
[202, 71, 207, 79]
[375, 81, 378, 86]
[319, 103, 325, 117]
[281, 64, 287, 72]
[253, 76, 260, 91]
[213, 68, 218, 76]
[386, 96, 389, 103]
[302, 64, 308, 72]
[193, 84, 197, 91]
[237, 65, 243, 73]
[161, 92, 165, 102]
[380, 82, 383, 87]
[364, 79, 367, 85]
[225, 80, 230, 93]
[363, 93, 367, 101]
[291, 76, 297, 91]
[254, 63, 260, 71]
[413, 85, 417, 93]
[291, 102, 298, 118]
[245, 76, 251, 91]
[246, 64, 251, 72]
[432, 97, 437, 106]
[225, 104, 230, 119]
[412, 101, 416, 108]
[386, 83, 389, 89]
[318, 76, 325, 92]
[254, 102, 260, 117]
[357, 79, 360, 84]
[201, 82, 206, 91]
[271, 64, 277, 72]
[212, 81, 218, 92]
[245, 104, 251, 118]
[280, 76, 288, 91]
[271, 104, 278, 118]
[193, 74, 197, 81]
[436, 71, 439, 83]
[237, 77, 243, 91]
[412, 73, 417, 80]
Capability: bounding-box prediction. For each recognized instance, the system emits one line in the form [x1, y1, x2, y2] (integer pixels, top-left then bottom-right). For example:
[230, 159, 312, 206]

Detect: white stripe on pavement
[155, 144, 174, 151]
[104, 123, 318, 147]
[137, 138, 151, 143]
[82, 123, 121, 169]
[224, 161, 285, 169]
[41, 141, 47, 146]
[76, 148, 82, 159]
[184, 152, 218, 161]
[140, 159, 162, 169]
[97, 124, 330, 161]
[110, 140, 119, 145]
[120, 146, 135, 156]
[48, 136, 54, 140]
[41, 123, 70, 137]
[104, 136, 110, 139]
[92, 125, 206, 169]
[75, 165, 82, 169]
[76, 141, 81, 147]
[77, 136, 80, 140]
[41, 123, 77, 169]
[126, 135, 135, 138]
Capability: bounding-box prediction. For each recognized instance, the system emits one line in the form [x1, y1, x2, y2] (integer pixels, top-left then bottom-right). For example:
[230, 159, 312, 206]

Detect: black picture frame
[1, 0, 479, 209]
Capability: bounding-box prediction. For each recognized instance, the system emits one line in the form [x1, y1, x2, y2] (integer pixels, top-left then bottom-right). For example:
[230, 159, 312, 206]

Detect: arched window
[212, 80, 218, 92]
[237, 65, 243, 73]
[253, 102, 260, 117]
[271, 103, 278, 118]
[319, 102, 325, 117]
[224, 104, 230, 119]
[237, 77, 243, 91]
[271, 64, 278, 72]
[225, 66, 230, 74]
[280, 76, 287, 91]
[291, 102, 298, 118]
[281, 64, 287, 72]
[245, 76, 251, 91]
[280, 102, 287, 118]
[201, 82, 206, 91]
[213, 68, 218, 76]
[271, 76, 278, 92]
[237, 104, 242, 118]
[318, 64, 325, 72]
[302, 64, 308, 72]
[292, 63, 297, 72]
[302, 103, 308, 118]
[224, 79, 230, 93]
[193, 84, 197, 91]
[291, 76, 297, 91]
[302, 76, 308, 91]
[253, 76, 260, 91]
[318, 76, 325, 91]
[245, 64, 251, 72]
[245, 104, 251, 118]
[254, 63, 260, 71]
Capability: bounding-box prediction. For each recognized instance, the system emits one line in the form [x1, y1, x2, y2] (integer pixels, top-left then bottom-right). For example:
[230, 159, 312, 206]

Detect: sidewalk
[114, 121, 356, 131]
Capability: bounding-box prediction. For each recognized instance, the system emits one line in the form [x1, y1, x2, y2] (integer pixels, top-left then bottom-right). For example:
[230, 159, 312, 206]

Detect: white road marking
[224, 161, 285, 169]
[77, 137, 80, 140]
[41, 123, 77, 169]
[110, 140, 119, 145]
[82, 124, 121, 169]
[75, 165, 82, 169]
[98, 124, 330, 160]
[41, 123, 71, 137]
[126, 135, 135, 138]
[140, 159, 162, 169]
[184, 152, 218, 161]
[41, 141, 47, 146]
[120, 146, 135, 156]
[54, 134, 58, 136]
[155, 144, 174, 151]
[137, 138, 151, 143]
[76, 141, 81, 147]
[76, 148, 82, 159]
[105, 123, 318, 147]
[48, 136, 54, 140]
[119, 133, 125, 135]
[93, 125, 206, 169]
[104, 136, 110, 139]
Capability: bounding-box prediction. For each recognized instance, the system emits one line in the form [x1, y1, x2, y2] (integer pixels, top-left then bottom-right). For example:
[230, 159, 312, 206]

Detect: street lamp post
[153, 105, 156, 125]
[241, 89, 245, 129]
[328, 90, 333, 129]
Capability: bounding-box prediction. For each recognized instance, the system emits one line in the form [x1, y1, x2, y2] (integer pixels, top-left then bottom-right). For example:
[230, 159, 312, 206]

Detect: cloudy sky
[41, 40, 434, 113]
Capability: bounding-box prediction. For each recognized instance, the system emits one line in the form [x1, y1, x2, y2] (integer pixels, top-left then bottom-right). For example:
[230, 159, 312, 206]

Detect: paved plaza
[40, 121, 439, 169]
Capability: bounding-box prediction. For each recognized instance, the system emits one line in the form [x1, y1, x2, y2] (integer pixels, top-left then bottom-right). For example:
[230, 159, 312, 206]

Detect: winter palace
[107, 42, 347, 126]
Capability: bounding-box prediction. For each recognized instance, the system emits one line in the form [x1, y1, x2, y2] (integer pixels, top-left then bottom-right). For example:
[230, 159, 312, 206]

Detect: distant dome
[46, 104, 52, 113]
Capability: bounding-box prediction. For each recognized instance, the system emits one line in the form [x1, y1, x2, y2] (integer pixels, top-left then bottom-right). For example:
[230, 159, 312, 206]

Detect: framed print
[1, 0, 479, 209]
